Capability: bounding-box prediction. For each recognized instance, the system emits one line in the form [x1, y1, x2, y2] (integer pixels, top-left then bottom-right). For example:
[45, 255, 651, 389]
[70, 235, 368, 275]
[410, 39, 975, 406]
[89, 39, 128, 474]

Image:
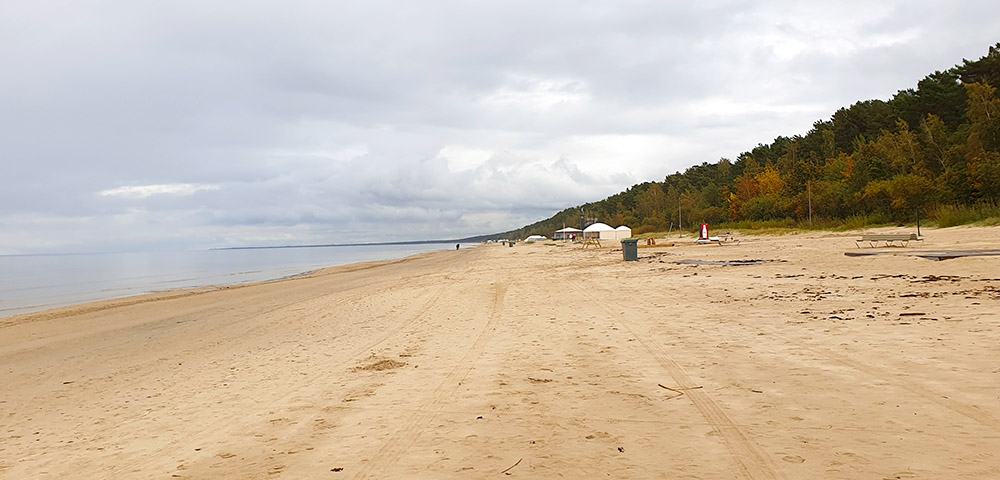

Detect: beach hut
[553, 227, 583, 240]
[583, 222, 617, 241]
[615, 225, 632, 239]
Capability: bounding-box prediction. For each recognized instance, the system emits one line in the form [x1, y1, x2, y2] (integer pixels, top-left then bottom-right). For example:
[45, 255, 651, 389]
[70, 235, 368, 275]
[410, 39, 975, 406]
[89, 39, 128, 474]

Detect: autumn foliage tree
[502, 44, 1000, 239]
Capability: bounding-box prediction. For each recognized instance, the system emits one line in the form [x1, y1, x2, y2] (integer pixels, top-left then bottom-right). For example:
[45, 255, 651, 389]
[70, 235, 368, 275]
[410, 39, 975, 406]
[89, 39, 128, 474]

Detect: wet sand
[2, 226, 1000, 479]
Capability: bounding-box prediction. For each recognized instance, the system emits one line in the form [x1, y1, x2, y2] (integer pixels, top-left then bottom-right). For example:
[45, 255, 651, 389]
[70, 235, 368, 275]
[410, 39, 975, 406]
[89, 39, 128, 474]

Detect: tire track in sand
[823, 347, 1000, 430]
[569, 282, 782, 480]
[632, 296, 1000, 433]
[146, 258, 484, 479]
[114, 280, 453, 478]
[352, 277, 506, 479]
[747, 324, 1000, 431]
[607, 284, 1000, 433]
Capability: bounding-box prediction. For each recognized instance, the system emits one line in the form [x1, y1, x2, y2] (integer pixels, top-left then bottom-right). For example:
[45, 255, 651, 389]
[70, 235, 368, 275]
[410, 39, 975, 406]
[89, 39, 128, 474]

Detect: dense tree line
[504, 44, 1000, 239]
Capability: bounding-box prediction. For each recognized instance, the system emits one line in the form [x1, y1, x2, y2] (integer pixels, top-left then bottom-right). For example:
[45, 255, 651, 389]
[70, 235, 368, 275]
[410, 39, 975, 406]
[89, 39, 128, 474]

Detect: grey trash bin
[621, 238, 638, 261]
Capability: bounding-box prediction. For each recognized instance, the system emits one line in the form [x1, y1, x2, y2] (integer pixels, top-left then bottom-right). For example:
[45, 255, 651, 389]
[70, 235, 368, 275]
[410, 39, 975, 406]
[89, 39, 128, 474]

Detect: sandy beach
[2, 226, 1000, 479]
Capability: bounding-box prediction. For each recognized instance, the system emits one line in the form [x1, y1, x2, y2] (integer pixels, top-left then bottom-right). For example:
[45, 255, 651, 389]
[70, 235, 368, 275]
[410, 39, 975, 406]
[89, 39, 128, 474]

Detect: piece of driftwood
[658, 384, 703, 393]
[845, 249, 1000, 260]
[499, 458, 522, 475]
[675, 259, 780, 266]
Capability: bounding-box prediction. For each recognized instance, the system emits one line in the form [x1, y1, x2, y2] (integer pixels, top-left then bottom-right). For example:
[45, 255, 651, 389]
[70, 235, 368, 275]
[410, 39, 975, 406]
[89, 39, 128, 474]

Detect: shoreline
[0, 247, 459, 327]
[2, 227, 1000, 478]
[0, 243, 474, 320]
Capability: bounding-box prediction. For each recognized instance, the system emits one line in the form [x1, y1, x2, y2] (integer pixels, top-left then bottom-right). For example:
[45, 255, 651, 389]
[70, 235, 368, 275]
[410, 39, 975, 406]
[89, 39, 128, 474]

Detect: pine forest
[505, 44, 1000, 239]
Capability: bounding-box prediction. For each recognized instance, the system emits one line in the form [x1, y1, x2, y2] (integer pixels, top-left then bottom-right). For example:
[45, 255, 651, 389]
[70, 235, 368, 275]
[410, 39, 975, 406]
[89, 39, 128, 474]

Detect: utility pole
[678, 196, 682, 238]
[807, 181, 812, 226]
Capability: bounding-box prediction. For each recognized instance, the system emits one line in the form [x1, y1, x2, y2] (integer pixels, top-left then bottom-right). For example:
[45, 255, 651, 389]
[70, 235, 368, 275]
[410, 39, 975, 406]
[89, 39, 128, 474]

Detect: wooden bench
[855, 233, 921, 248]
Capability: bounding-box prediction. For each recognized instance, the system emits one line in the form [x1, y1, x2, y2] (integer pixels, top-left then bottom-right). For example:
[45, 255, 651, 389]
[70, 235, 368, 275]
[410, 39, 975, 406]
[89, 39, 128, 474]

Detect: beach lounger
[855, 233, 921, 248]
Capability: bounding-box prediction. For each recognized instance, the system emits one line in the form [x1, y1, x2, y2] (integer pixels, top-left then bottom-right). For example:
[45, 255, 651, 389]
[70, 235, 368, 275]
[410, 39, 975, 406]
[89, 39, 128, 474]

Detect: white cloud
[99, 184, 221, 199]
[438, 145, 494, 172]
[480, 75, 589, 110]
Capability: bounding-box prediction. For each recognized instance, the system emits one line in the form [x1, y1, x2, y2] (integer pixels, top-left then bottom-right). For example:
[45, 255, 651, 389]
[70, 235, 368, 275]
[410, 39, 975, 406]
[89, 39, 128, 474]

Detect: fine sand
[2, 226, 1000, 479]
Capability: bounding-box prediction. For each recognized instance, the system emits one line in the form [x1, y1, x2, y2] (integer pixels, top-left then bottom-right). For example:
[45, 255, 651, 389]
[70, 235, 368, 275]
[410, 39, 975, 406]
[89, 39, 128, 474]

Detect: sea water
[0, 243, 476, 318]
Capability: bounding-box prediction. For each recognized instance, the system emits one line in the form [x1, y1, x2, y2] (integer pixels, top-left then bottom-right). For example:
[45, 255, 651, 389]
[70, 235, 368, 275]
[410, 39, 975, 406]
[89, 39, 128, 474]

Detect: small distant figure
[456, 244, 460, 250]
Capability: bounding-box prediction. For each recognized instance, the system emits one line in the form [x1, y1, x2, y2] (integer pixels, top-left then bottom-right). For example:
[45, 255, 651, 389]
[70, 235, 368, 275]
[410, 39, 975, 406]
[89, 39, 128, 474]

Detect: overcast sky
[1, 1, 998, 253]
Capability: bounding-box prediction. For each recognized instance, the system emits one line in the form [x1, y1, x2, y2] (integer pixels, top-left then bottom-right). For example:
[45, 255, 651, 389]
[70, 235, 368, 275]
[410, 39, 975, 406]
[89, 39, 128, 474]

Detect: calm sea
[0, 243, 475, 318]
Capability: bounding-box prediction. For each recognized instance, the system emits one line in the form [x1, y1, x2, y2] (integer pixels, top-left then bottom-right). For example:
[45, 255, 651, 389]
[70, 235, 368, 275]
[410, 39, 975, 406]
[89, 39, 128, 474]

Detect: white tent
[583, 222, 617, 241]
[553, 227, 582, 240]
[615, 225, 633, 239]
[524, 235, 547, 242]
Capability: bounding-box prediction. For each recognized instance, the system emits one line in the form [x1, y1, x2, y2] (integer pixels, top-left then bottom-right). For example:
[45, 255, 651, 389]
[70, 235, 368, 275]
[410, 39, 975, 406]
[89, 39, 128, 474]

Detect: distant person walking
[456, 244, 460, 250]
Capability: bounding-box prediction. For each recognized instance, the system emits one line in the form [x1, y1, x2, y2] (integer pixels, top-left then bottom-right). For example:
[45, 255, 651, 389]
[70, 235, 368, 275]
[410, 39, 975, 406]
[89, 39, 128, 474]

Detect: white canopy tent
[582, 222, 617, 241]
[553, 227, 583, 240]
[615, 225, 632, 239]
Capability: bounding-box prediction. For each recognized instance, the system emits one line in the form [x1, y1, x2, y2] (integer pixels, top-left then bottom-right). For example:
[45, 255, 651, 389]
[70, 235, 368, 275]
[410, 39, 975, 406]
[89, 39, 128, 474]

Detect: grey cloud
[2, 0, 998, 253]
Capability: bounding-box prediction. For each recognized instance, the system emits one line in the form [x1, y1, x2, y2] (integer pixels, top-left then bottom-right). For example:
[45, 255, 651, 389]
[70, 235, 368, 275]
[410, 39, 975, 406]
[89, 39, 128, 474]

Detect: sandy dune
[2, 226, 1000, 479]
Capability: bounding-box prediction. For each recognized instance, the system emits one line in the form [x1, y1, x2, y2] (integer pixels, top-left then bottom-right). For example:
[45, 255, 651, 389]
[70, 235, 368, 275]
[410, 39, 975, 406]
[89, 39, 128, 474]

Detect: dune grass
[632, 213, 899, 238]
[931, 202, 1000, 228]
[626, 204, 1000, 239]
